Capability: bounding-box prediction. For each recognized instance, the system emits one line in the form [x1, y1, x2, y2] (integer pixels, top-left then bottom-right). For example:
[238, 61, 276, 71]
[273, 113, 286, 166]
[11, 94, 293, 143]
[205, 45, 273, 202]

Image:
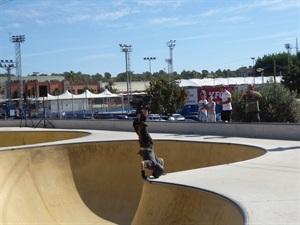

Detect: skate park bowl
[0, 130, 266, 225]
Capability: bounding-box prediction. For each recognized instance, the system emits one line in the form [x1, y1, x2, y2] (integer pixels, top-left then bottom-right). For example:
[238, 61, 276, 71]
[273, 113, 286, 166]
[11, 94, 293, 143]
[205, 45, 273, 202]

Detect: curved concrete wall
[0, 130, 265, 225]
[132, 183, 244, 225]
[1, 119, 299, 141]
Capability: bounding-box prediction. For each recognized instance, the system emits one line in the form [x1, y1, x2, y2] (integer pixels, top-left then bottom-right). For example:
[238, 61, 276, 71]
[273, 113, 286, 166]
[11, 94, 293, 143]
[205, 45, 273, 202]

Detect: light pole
[70, 71, 75, 119]
[285, 43, 292, 72]
[10, 34, 25, 106]
[119, 44, 132, 112]
[166, 40, 176, 79]
[143, 57, 156, 73]
[0, 60, 15, 107]
[33, 72, 39, 117]
[251, 57, 255, 84]
[257, 68, 264, 84]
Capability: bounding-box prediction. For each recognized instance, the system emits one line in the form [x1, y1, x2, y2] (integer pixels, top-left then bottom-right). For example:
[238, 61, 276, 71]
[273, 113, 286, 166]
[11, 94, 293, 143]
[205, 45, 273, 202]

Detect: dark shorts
[139, 147, 162, 169]
[144, 157, 164, 170]
[152, 163, 164, 178]
[245, 112, 260, 122]
[221, 110, 231, 122]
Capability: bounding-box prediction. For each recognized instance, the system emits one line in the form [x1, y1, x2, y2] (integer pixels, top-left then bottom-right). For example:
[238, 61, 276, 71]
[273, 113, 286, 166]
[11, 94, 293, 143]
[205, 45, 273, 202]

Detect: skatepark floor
[0, 127, 299, 225]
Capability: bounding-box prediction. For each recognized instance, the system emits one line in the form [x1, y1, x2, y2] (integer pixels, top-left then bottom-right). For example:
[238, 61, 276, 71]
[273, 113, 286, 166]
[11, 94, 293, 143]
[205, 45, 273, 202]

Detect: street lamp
[119, 44, 132, 112]
[251, 57, 255, 84]
[143, 57, 156, 73]
[0, 59, 15, 106]
[285, 43, 292, 72]
[256, 68, 264, 84]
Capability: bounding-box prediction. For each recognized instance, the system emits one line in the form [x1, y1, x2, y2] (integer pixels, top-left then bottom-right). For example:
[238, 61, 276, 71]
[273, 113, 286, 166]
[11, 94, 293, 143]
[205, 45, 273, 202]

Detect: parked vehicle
[161, 113, 186, 121]
[147, 114, 166, 121]
[170, 113, 185, 121]
[184, 112, 200, 122]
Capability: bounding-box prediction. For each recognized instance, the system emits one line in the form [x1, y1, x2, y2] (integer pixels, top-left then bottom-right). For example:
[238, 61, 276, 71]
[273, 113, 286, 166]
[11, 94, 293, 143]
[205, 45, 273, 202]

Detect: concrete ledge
[1, 119, 299, 141]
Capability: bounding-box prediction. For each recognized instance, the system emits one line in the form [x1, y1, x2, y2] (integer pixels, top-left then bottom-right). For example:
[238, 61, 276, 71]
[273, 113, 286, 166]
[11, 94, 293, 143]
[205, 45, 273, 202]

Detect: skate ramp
[0, 130, 265, 225]
[0, 130, 88, 147]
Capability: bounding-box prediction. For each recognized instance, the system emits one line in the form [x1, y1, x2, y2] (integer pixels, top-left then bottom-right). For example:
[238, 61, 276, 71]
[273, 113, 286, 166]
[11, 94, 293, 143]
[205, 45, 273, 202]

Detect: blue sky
[0, 0, 299, 77]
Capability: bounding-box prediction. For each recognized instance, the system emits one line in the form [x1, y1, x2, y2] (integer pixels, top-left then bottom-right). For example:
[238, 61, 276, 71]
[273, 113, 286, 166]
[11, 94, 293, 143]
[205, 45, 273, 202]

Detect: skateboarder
[133, 106, 165, 180]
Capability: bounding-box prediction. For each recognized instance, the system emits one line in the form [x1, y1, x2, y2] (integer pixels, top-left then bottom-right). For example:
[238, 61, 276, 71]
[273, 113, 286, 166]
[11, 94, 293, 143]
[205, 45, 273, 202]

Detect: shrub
[232, 83, 299, 123]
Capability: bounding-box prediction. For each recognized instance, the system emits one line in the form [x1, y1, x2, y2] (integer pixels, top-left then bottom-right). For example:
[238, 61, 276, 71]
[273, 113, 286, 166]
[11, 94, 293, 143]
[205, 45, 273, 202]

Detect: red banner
[197, 86, 237, 102]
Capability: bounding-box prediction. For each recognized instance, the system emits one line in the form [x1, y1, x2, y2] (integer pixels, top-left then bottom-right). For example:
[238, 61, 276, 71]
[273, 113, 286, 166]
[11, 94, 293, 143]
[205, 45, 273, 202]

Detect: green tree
[91, 73, 103, 81]
[259, 83, 298, 122]
[146, 77, 188, 114]
[115, 72, 127, 82]
[104, 80, 118, 93]
[152, 70, 169, 80]
[255, 52, 298, 77]
[231, 89, 245, 122]
[180, 70, 200, 79]
[201, 70, 209, 78]
[215, 69, 225, 78]
[281, 60, 300, 94]
[104, 72, 112, 81]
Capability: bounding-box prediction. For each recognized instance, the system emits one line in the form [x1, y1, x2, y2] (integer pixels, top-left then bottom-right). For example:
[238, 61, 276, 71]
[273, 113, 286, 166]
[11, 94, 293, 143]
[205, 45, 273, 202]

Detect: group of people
[198, 84, 262, 123]
[198, 85, 232, 122]
[133, 106, 165, 181]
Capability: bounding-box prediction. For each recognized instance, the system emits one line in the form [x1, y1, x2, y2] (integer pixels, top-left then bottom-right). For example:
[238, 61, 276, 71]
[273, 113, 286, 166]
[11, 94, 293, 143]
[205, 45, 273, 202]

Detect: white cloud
[150, 16, 198, 27]
[262, 0, 300, 11]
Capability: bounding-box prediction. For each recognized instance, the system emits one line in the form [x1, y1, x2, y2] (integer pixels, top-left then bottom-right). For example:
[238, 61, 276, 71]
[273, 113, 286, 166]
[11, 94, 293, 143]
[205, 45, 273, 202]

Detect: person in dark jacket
[133, 107, 165, 180]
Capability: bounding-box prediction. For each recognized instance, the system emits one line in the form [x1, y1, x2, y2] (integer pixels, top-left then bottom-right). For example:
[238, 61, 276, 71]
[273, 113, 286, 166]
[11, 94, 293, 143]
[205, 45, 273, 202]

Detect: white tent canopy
[98, 89, 120, 98]
[178, 76, 282, 87]
[33, 89, 120, 101]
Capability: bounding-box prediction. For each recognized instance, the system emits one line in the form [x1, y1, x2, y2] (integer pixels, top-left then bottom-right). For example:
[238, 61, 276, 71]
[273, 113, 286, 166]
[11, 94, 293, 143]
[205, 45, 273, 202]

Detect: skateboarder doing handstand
[133, 107, 165, 180]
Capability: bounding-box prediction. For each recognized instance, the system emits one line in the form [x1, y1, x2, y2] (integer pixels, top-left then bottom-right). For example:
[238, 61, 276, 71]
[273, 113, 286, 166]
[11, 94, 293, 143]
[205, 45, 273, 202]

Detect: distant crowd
[198, 84, 262, 123]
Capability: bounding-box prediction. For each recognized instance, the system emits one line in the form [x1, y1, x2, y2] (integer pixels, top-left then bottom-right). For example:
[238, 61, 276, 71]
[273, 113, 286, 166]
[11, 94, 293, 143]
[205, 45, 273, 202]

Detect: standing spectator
[198, 93, 208, 122]
[239, 84, 262, 122]
[215, 97, 222, 122]
[218, 85, 232, 122]
[207, 95, 216, 122]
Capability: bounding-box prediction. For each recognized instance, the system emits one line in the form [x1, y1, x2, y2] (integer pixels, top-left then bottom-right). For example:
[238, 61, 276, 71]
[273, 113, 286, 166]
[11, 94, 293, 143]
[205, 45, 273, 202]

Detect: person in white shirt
[207, 95, 216, 122]
[198, 93, 208, 122]
[218, 85, 232, 122]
